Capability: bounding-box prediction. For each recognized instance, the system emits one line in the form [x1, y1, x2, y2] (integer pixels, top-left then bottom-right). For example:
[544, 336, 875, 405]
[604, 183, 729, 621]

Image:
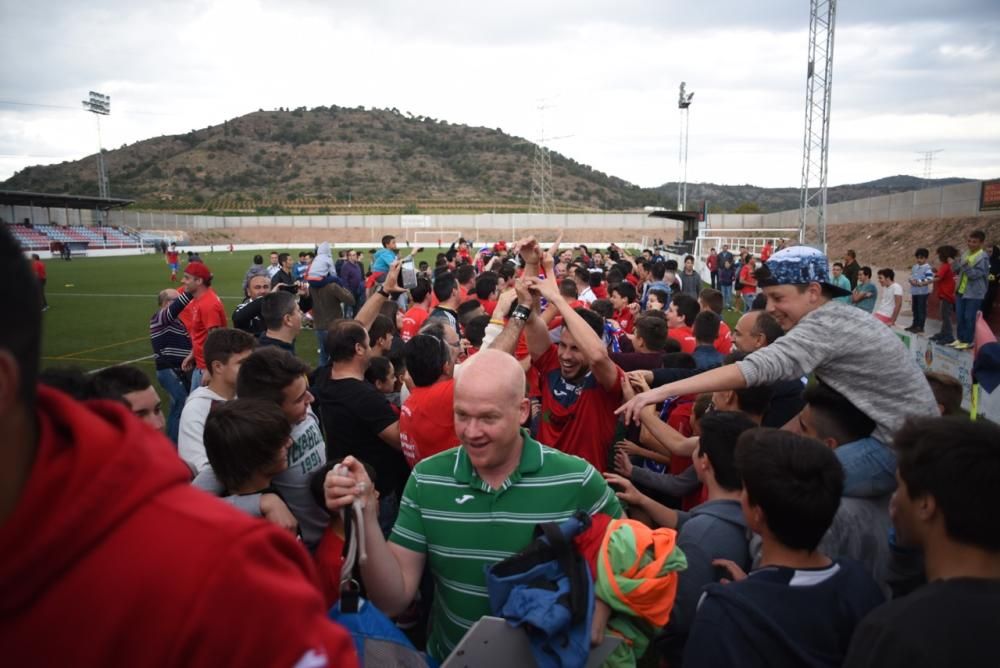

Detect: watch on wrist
[511, 304, 531, 321]
[376, 284, 389, 297]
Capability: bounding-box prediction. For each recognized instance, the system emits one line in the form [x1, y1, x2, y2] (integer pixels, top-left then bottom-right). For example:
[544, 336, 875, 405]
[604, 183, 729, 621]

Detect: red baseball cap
[184, 262, 212, 282]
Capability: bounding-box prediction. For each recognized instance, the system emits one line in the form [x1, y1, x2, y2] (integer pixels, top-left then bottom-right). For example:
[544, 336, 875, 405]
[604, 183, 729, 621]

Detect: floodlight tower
[798, 0, 837, 252]
[82, 91, 111, 200]
[677, 82, 694, 210]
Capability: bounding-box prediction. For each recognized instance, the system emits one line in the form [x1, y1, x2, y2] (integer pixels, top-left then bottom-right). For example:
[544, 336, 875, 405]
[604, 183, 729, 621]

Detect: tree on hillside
[733, 201, 761, 213]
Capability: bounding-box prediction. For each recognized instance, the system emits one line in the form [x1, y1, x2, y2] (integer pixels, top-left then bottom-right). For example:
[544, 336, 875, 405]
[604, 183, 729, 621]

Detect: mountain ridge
[1, 105, 975, 214]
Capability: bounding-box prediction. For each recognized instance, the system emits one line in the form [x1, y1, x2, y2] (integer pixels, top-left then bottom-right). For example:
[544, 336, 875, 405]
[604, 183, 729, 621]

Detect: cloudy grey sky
[1, 0, 998, 189]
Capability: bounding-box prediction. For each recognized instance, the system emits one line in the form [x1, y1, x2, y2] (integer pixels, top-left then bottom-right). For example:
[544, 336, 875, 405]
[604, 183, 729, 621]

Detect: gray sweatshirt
[192, 410, 329, 550]
[736, 301, 937, 443]
[957, 249, 990, 300]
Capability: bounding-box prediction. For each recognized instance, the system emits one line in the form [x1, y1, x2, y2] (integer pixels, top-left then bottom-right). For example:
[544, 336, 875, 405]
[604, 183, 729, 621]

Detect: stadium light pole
[678, 82, 694, 210]
[81, 91, 111, 205]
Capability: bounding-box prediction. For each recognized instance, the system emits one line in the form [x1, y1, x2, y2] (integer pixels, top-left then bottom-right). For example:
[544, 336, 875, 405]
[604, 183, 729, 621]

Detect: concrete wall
[8, 179, 994, 235]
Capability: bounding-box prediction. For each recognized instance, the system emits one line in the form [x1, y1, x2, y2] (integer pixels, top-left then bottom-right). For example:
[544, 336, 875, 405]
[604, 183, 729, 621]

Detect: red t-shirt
[32, 259, 46, 280]
[715, 320, 733, 356]
[936, 262, 956, 304]
[180, 288, 227, 369]
[761, 244, 773, 263]
[592, 284, 608, 300]
[166, 250, 179, 264]
[613, 308, 636, 335]
[399, 379, 461, 467]
[477, 298, 498, 316]
[533, 346, 624, 472]
[400, 305, 429, 342]
[706, 255, 718, 272]
[668, 325, 696, 354]
[739, 265, 757, 295]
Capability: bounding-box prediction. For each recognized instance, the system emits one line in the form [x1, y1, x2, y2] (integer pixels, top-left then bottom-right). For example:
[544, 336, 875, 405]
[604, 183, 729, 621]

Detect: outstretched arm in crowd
[526, 254, 619, 391]
[353, 260, 402, 330]
[621, 372, 699, 458]
[618, 364, 747, 426]
[324, 457, 425, 617]
[602, 472, 680, 529]
[488, 279, 534, 357]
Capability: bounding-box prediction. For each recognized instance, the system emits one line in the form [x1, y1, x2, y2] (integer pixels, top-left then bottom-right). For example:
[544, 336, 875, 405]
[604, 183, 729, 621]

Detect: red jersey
[761, 244, 773, 263]
[399, 379, 461, 467]
[715, 320, 733, 356]
[935, 262, 956, 304]
[3, 386, 358, 668]
[166, 250, 179, 264]
[180, 288, 227, 369]
[400, 305, 430, 342]
[739, 265, 757, 295]
[592, 284, 608, 300]
[32, 259, 46, 280]
[613, 308, 636, 335]
[706, 254, 718, 272]
[533, 346, 624, 472]
[477, 298, 498, 316]
[669, 325, 697, 354]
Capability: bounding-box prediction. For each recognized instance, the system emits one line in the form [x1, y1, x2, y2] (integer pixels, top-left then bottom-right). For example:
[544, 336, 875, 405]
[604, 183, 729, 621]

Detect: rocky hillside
[1, 104, 973, 213]
[1, 106, 643, 211]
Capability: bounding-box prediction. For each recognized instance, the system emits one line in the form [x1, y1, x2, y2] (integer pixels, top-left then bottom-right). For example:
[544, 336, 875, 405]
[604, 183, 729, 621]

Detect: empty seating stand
[7, 224, 51, 251]
[5, 223, 142, 251]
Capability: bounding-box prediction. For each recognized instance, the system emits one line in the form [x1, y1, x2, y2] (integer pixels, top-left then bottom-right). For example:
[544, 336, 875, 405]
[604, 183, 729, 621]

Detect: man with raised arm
[324, 350, 621, 663]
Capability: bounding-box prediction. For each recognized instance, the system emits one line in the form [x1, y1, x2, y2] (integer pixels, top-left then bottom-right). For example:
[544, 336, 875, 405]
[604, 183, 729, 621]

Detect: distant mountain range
[0, 105, 974, 214]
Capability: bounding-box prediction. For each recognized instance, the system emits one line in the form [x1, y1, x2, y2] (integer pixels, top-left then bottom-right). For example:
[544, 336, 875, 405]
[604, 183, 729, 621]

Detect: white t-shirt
[874, 282, 903, 319]
[178, 386, 228, 473]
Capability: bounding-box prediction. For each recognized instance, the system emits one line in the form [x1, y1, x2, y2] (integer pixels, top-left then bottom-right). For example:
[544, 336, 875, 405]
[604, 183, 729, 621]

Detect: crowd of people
[5, 223, 1000, 667]
[702, 235, 1000, 350]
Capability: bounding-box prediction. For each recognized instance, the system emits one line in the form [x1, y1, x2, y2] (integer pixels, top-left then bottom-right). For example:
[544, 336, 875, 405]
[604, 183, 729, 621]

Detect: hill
[644, 176, 973, 214]
[1, 106, 644, 211]
[1, 105, 974, 213]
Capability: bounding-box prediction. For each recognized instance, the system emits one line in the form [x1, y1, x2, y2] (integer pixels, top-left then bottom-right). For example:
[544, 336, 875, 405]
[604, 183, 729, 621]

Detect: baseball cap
[753, 246, 851, 298]
[184, 261, 212, 282]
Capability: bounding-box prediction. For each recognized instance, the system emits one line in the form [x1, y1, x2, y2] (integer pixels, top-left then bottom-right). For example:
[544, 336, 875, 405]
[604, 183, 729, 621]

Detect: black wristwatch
[376, 285, 389, 298]
[511, 304, 531, 322]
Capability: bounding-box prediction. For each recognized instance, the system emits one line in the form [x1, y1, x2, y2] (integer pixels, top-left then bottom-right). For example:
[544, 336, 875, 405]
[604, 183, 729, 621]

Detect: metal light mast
[798, 0, 837, 251]
[82, 91, 111, 200]
[678, 82, 694, 210]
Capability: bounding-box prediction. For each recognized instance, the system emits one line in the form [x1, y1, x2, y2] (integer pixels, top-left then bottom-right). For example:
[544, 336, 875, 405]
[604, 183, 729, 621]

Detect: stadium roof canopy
[646, 209, 701, 223]
[0, 190, 133, 210]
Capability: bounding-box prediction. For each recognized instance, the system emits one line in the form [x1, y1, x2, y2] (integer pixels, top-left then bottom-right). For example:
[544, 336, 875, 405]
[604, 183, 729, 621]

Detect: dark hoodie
[682, 559, 884, 668]
[657, 499, 751, 664]
[1, 386, 357, 668]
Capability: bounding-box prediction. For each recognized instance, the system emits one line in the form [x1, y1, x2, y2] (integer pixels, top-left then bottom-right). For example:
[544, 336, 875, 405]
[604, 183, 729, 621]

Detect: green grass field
[40, 248, 448, 376]
[40, 248, 741, 409]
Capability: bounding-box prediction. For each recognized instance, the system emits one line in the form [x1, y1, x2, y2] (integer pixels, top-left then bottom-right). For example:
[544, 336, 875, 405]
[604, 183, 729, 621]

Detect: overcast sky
[1, 0, 998, 190]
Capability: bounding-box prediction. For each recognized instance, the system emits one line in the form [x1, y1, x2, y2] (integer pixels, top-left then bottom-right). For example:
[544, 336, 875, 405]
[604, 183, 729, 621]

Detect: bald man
[324, 349, 622, 662]
[731, 310, 783, 354]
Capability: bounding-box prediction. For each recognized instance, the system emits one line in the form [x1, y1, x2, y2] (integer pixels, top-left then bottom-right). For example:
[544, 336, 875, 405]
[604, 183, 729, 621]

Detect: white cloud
[0, 0, 997, 190]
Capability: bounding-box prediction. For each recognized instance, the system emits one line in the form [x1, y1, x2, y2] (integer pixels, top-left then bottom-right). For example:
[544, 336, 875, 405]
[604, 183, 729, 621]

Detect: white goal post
[411, 230, 464, 248]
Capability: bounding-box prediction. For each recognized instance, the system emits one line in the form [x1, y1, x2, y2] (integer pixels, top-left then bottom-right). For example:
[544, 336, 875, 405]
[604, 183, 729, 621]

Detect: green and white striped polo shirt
[389, 430, 622, 661]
